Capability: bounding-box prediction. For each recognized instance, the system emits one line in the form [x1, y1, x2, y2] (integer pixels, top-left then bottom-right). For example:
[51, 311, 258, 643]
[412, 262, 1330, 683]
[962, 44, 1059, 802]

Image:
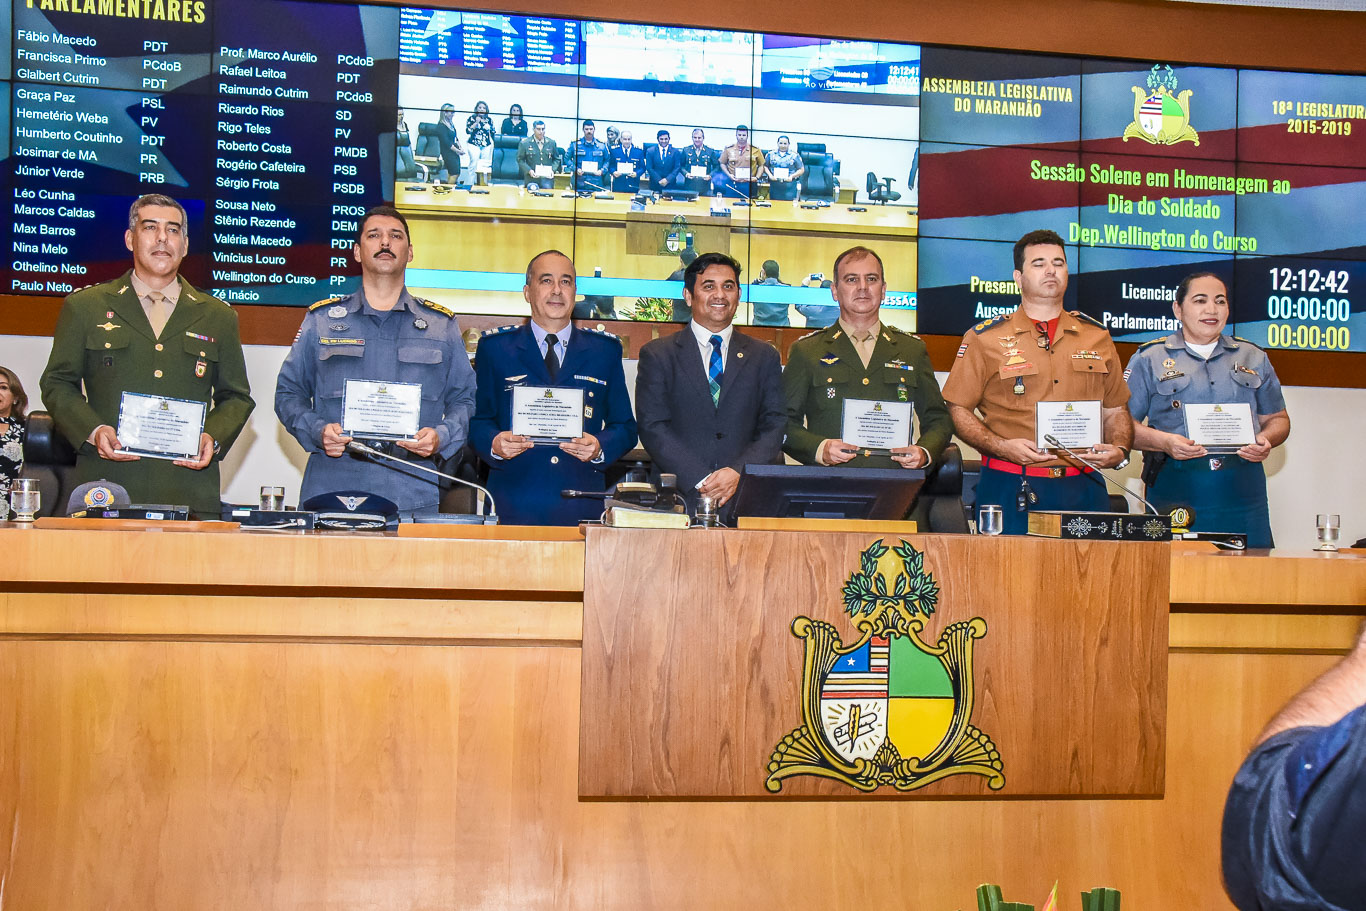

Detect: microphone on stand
[1043, 434, 1160, 516]
[345, 440, 498, 523]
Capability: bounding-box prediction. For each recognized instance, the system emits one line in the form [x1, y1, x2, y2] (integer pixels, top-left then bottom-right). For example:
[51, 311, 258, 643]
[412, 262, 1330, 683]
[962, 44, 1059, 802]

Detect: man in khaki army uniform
[942, 229, 1132, 535]
[40, 194, 254, 516]
[783, 246, 952, 471]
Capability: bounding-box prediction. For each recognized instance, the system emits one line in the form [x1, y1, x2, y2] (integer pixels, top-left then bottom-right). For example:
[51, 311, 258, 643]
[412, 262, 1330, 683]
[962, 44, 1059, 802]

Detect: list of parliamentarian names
[8, 0, 398, 304]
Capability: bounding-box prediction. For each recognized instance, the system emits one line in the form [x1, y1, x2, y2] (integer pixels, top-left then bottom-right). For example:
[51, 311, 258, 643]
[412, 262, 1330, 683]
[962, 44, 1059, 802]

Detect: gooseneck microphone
[345, 440, 497, 519]
[1043, 434, 1160, 516]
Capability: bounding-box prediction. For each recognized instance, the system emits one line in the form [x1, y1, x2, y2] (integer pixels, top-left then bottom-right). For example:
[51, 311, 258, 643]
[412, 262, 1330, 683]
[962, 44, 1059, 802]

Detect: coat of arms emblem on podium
[766, 539, 1005, 793]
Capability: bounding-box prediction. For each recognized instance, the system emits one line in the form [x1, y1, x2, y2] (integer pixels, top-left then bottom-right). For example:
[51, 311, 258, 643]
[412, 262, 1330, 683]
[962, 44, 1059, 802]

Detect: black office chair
[867, 171, 901, 205]
[908, 444, 970, 533]
[414, 122, 445, 181]
[19, 411, 78, 517]
[395, 129, 426, 182]
[490, 134, 523, 184]
[798, 151, 837, 201]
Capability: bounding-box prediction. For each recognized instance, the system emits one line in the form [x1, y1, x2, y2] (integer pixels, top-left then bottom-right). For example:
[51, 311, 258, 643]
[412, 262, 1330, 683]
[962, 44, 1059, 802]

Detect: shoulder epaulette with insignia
[1136, 337, 1166, 350]
[414, 297, 455, 318]
[581, 325, 622, 342]
[1231, 335, 1266, 351]
[971, 314, 1009, 334]
[308, 296, 344, 312]
[1068, 310, 1106, 327]
[794, 327, 824, 342]
[481, 324, 520, 337]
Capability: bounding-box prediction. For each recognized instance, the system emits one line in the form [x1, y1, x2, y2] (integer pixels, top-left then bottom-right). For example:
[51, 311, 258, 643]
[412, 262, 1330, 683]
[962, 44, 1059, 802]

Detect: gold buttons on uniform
[154, 370, 163, 378]
[104, 342, 112, 349]
[826, 376, 833, 382]
[155, 344, 164, 351]
[862, 378, 870, 385]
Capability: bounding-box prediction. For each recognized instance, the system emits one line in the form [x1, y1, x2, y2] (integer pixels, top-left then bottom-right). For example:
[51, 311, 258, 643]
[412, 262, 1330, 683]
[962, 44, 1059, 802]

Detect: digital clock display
[1234, 258, 1365, 352]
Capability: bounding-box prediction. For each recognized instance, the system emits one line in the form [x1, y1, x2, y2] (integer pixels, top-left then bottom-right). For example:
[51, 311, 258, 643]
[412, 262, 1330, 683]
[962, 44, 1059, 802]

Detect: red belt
[983, 457, 1093, 478]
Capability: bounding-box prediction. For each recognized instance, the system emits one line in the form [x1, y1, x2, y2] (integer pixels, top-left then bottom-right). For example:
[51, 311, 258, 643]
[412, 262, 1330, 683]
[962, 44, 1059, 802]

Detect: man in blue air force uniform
[471, 250, 637, 525]
[275, 206, 475, 515]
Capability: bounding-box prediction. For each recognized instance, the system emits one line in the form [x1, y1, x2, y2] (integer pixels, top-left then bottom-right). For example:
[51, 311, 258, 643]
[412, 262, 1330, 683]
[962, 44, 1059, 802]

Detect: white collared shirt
[689, 320, 733, 375]
[531, 320, 573, 361]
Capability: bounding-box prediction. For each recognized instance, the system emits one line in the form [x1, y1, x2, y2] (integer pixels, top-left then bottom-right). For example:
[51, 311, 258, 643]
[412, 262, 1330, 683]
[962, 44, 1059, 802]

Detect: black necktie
[545, 333, 560, 381]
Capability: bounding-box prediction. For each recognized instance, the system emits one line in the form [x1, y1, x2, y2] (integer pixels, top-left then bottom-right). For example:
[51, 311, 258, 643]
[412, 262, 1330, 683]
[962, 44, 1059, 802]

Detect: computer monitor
[731, 465, 925, 520]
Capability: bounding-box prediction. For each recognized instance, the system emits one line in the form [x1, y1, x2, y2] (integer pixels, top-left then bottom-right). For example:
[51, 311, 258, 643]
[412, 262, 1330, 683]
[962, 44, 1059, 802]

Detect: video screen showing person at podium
[396, 10, 922, 329]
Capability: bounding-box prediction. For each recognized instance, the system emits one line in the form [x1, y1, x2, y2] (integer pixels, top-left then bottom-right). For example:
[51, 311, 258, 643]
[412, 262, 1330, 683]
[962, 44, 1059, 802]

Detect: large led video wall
[3, 1, 1365, 352]
[396, 11, 922, 330]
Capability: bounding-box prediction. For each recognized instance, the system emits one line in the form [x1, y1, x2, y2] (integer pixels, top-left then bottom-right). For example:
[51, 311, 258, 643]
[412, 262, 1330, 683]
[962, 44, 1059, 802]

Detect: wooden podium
[2, 523, 1360, 909]
[580, 529, 1169, 798]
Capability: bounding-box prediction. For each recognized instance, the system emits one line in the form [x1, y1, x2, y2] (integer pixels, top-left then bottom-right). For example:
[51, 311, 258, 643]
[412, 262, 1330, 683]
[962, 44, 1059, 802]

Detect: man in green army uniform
[782, 246, 952, 470]
[41, 194, 254, 516]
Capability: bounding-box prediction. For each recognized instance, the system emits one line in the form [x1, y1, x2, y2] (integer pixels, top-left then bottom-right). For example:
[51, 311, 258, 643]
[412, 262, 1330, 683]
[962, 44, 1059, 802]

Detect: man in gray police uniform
[274, 205, 476, 515]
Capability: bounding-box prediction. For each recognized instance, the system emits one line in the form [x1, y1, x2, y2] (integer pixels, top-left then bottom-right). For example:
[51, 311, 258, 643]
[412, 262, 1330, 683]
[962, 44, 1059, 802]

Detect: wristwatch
[1114, 446, 1131, 470]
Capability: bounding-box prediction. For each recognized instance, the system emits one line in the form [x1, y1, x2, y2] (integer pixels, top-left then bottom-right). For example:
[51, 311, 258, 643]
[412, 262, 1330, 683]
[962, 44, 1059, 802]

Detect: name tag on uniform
[1036, 400, 1101, 450]
[1185, 402, 1255, 452]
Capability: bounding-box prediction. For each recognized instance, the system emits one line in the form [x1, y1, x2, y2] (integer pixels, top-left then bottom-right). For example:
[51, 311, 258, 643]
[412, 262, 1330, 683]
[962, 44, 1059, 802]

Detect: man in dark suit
[635, 252, 785, 518]
[471, 250, 637, 525]
[645, 129, 684, 192]
[40, 193, 254, 516]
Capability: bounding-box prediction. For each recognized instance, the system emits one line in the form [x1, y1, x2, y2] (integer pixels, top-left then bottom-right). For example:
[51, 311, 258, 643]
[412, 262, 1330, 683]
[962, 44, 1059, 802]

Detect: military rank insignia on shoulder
[308, 296, 344, 312]
[1232, 335, 1266, 351]
[581, 325, 621, 342]
[971, 315, 1007, 334]
[1068, 310, 1106, 328]
[1136, 337, 1166, 350]
[795, 327, 825, 342]
[482, 324, 519, 337]
[415, 297, 456, 318]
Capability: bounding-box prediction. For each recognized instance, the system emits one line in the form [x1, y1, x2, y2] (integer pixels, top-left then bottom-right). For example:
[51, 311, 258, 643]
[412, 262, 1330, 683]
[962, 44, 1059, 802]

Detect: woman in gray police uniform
[1125, 272, 1290, 548]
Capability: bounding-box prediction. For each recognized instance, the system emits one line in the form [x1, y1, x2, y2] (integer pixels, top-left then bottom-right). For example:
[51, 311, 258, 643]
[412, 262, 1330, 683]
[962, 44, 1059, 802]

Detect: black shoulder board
[1231, 335, 1266, 351]
[415, 297, 455, 318]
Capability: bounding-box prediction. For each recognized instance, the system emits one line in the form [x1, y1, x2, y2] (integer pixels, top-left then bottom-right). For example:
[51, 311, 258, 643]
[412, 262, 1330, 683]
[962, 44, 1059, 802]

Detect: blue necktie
[708, 335, 723, 405]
